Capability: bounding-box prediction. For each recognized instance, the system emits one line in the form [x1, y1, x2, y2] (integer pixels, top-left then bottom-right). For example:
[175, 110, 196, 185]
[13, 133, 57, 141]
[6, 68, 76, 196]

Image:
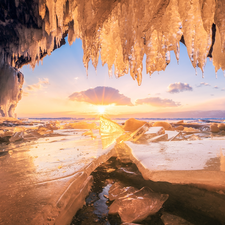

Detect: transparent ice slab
[0, 129, 115, 225]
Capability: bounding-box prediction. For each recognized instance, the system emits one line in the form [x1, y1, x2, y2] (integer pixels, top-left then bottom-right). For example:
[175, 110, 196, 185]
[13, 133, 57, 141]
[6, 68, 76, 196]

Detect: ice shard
[108, 186, 169, 223]
[100, 116, 124, 149]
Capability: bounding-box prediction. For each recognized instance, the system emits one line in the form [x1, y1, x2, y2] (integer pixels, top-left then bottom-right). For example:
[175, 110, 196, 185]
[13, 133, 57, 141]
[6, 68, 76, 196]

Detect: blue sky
[17, 38, 225, 117]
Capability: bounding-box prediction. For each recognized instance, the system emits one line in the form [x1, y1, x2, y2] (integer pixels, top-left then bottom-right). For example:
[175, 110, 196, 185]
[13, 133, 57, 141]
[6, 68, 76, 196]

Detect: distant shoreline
[19, 117, 225, 121]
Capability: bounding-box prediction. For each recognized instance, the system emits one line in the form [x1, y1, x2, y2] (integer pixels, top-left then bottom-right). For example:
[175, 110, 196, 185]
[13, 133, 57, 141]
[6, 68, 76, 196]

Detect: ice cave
[0, 0, 225, 225]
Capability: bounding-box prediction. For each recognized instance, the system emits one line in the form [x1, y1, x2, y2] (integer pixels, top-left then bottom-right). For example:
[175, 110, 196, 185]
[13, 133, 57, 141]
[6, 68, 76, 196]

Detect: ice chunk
[152, 122, 172, 130]
[131, 123, 151, 142]
[9, 131, 24, 142]
[100, 116, 124, 135]
[123, 118, 149, 132]
[63, 121, 97, 130]
[161, 212, 193, 225]
[37, 126, 53, 135]
[0, 130, 5, 137]
[187, 134, 201, 141]
[210, 124, 220, 133]
[108, 182, 138, 201]
[175, 125, 184, 131]
[115, 122, 150, 144]
[109, 187, 169, 223]
[165, 130, 180, 141]
[141, 126, 165, 140]
[146, 127, 165, 135]
[3, 130, 14, 136]
[218, 123, 225, 131]
[82, 130, 93, 136]
[44, 121, 60, 130]
[82, 130, 96, 139]
[148, 134, 168, 142]
[100, 116, 124, 149]
[183, 127, 200, 133]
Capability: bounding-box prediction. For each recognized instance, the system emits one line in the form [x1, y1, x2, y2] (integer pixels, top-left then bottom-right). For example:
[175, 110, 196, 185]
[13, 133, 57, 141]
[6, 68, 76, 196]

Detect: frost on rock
[0, 61, 24, 117]
[1, 0, 225, 84]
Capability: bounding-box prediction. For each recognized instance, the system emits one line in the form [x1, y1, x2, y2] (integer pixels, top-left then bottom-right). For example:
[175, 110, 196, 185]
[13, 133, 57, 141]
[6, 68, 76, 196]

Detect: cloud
[168, 82, 193, 93]
[221, 88, 225, 91]
[214, 85, 219, 89]
[26, 78, 49, 91]
[69, 86, 133, 106]
[196, 82, 210, 87]
[135, 97, 180, 107]
[22, 91, 29, 97]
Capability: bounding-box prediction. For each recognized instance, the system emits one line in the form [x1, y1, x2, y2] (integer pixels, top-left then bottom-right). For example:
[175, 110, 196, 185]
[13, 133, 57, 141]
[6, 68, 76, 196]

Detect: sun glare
[98, 106, 106, 115]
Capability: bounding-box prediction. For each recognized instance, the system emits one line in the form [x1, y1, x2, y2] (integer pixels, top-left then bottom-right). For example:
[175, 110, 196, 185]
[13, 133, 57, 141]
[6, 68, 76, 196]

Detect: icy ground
[0, 117, 225, 224]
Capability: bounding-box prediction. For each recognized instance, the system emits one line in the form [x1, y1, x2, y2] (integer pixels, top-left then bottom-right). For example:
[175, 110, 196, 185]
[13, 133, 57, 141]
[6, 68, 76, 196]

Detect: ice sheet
[0, 129, 116, 225]
[124, 139, 225, 191]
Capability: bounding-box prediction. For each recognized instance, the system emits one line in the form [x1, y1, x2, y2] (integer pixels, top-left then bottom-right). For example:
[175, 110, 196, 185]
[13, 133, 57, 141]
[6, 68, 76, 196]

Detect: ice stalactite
[212, 26, 225, 72]
[0, 61, 24, 118]
[1, 0, 225, 85]
[36, 0, 225, 83]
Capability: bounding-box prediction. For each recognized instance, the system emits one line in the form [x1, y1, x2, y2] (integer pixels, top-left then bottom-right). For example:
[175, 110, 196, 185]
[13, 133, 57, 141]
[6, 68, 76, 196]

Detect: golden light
[98, 106, 106, 115]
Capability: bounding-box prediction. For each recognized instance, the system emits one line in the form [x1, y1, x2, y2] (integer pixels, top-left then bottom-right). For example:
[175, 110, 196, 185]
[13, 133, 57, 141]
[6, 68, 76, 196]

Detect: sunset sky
[17, 38, 225, 118]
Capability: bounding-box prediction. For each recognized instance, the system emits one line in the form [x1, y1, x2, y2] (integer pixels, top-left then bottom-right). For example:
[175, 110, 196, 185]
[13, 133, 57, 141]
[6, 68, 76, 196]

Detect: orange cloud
[69, 86, 133, 106]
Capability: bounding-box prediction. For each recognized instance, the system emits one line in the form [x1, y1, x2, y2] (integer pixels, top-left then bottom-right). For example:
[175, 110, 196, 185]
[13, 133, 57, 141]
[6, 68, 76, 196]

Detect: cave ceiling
[0, 0, 225, 85]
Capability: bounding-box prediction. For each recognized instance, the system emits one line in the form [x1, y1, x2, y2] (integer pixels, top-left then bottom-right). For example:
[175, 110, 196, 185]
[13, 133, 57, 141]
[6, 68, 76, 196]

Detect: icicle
[165, 51, 170, 65]
[215, 71, 217, 79]
[195, 68, 198, 76]
[108, 68, 113, 77]
[86, 65, 89, 77]
[2, 0, 225, 83]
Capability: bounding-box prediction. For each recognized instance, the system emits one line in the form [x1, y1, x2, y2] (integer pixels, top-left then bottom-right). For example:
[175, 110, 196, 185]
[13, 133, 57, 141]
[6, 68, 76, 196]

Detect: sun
[98, 106, 106, 115]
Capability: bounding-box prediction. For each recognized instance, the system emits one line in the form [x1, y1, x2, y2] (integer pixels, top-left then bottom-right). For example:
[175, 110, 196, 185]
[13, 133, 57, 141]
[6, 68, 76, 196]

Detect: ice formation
[1, 0, 225, 84]
[0, 60, 24, 117]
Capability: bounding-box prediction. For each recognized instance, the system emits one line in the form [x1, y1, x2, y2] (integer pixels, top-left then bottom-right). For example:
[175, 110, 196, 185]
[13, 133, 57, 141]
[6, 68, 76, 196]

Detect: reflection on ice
[0, 122, 115, 225]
